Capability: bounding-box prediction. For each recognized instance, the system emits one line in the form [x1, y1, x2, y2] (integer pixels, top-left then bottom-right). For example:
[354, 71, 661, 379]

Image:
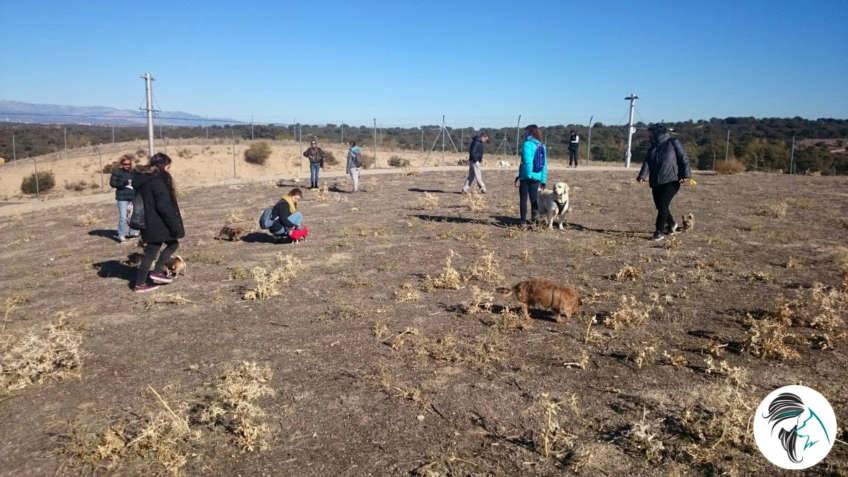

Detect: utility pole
[724, 129, 730, 162]
[515, 114, 522, 156]
[441, 114, 446, 164]
[373, 118, 378, 167]
[231, 129, 237, 178]
[624, 93, 638, 168]
[11, 133, 15, 161]
[250, 114, 255, 140]
[789, 135, 796, 174]
[341, 124, 344, 144]
[141, 73, 155, 157]
[460, 129, 464, 152]
[586, 115, 594, 163]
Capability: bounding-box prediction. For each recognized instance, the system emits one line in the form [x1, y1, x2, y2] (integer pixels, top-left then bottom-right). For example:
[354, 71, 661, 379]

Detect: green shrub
[388, 156, 411, 167]
[21, 171, 56, 194]
[244, 142, 272, 165]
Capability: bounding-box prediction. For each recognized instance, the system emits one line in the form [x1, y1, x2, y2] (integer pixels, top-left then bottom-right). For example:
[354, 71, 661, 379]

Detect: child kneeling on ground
[260, 188, 309, 241]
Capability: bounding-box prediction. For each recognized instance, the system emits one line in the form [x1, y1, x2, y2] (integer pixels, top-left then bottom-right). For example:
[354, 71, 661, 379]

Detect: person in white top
[568, 129, 580, 167]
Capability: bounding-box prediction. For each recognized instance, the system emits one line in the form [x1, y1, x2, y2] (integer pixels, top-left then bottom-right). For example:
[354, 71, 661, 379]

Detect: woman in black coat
[132, 153, 185, 292]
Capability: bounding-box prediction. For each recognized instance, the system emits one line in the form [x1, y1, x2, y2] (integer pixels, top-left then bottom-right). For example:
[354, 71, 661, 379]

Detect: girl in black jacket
[132, 153, 185, 293]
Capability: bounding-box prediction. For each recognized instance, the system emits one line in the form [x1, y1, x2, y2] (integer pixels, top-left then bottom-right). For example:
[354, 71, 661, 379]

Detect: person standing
[462, 132, 489, 194]
[346, 141, 362, 192]
[109, 156, 140, 243]
[515, 125, 547, 228]
[568, 129, 580, 167]
[303, 140, 325, 189]
[637, 124, 692, 241]
[131, 153, 185, 293]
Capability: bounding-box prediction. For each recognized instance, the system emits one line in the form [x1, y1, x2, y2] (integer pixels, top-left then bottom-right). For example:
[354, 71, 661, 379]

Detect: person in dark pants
[568, 129, 580, 167]
[132, 153, 185, 293]
[515, 125, 548, 228]
[303, 140, 325, 189]
[637, 124, 692, 241]
[109, 155, 140, 242]
[462, 132, 489, 193]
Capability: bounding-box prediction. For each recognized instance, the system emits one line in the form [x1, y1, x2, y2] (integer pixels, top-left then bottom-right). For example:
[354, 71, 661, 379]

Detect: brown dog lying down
[499, 279, 580, 322]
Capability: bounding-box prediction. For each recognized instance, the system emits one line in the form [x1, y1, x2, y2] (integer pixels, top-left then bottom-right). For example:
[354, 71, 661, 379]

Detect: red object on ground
[289, 226, 309, 241]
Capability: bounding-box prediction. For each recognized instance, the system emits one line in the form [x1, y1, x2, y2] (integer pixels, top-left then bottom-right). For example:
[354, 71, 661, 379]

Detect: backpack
[128, 194, 145, 230]
[532, 142, 546, 173]
[258, 207, 277, 230]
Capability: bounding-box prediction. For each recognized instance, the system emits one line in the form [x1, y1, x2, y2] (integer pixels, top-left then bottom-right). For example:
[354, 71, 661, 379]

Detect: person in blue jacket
[514, 124, 548, 227]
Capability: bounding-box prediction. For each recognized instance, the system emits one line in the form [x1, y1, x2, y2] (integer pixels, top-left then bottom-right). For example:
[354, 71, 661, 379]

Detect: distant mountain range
[0, 100, 241, 126]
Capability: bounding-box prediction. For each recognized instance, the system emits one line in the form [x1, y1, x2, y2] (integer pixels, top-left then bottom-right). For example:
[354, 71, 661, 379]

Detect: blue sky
[1, 0, 846, 127]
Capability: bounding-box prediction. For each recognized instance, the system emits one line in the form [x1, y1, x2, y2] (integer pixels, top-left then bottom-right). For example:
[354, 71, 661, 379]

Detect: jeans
[310, 162, 321, 188]
[272, 212, 304, 237]
[117, 200, 139, 240]
[518, 180, 540, 224]
[135, 241, 179, 286]
[569, 148, 578, 166]
[651, 181, 680, 233]
[349, 167, 360, 192]
[462, 161, 486, 192]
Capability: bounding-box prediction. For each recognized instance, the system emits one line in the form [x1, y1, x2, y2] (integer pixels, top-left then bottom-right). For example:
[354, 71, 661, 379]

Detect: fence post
[33, 156, 40, 197]
[231, 130, 237, 178]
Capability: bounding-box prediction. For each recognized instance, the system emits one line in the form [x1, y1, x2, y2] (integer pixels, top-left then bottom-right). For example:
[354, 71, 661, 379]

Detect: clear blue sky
[1, 0, 846, 127]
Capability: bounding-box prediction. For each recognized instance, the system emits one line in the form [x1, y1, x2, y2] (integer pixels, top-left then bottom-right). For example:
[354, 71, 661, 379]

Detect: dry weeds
[627, 408, 665, 463]
[464, 249, 504, 284]
[463, 285, 494, 314]
[743, 310, 800, 360]
[144, 294, 192, 310]
[394, 282, 421, 303]
[76, 211, 100, 227]
[1, 312, 82, 393]
[242, 253, 302, 300]
[612, 265, 641, 281]
[759, 200, 788, 218]
[422, 251, 464, 290]
[2, 295, 27, 331]
[196, 361, 276, 451]
[604, 295, 653, 330]
[531, 393, 577, 460]
[463, 192, 486, 212]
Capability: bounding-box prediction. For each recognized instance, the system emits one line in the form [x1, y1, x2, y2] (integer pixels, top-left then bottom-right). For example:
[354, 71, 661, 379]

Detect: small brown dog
[165, 255, 186, 277]
[681, 213, 694, 232]
[499, 279, 580, 322]
[216, 224, 248, 241]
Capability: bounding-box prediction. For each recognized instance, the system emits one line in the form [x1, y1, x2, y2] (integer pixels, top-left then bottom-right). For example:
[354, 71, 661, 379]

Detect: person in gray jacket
[462, 132, 489, 194]
[637, 124, 692, 241]
[109, 156, 139, 243]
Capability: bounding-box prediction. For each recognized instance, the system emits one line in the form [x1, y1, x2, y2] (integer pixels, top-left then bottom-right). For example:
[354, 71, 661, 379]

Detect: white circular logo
[754, 385, 837, 470]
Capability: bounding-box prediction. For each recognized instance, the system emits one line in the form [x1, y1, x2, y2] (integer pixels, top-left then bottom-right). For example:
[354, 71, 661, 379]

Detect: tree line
[1, 117, 845, 174]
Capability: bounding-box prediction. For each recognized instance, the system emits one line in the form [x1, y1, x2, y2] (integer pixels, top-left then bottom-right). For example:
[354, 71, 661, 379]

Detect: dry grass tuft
[463, 285, 494, 314]
[422, 251, 465, 290]
[531, 393, 577, 460]
[2, 295, 27, 331]
[372, 321, 389, 339]
[714, 159, 745, 174]
[463, 192, 486, 212]
[417, 192, 440, 210]
[224, 210, 247, 225]
[627, 408, 665, 463]
[1, 312, 82, 393]
[76, 211, 100, 227]
[743, 310, 800, 360]
[759, 201, 788, 218]
[632, 344, 658, 369]
[144, 294, 192, 310]
[228, 266, 250, 280]
[464, 249, 504, 284]
[808, 282, 847, 332]
[612, 265, 641, 281]
[242, 253, 302, 300]
[394, 282, 421, 303]
[604, 295, 653, 330]
[680, 377, 752, 468]
[196, 361, 276, 451]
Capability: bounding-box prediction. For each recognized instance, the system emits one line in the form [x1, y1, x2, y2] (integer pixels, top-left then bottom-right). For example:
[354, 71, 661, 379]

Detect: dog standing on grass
[537, 182, 570, 230]
[499, 279, 580, 322]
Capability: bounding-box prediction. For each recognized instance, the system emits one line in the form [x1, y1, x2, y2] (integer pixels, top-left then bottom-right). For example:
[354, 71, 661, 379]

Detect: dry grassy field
[1, 168, 847, 476]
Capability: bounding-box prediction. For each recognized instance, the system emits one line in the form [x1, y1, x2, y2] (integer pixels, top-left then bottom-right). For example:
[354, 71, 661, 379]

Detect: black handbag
[129, 194, 146, 230]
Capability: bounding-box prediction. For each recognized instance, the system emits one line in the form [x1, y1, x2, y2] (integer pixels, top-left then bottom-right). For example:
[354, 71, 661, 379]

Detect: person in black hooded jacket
[131, 153, 185, 292]
[637, 124, 692, 241]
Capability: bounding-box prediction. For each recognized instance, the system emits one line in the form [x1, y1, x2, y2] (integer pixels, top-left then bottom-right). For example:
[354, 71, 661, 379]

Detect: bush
[456, 159, 468, 166]
[323, 150, 338, 166]
[360, 154, 376, 169]
[101, 162, 114, 174]
[244, 142, 272, 165]
[715, 159, 746, 175]
[21, 171, 56, 194]
[388, 156, 411, 168]
[64, 180, 88, 192]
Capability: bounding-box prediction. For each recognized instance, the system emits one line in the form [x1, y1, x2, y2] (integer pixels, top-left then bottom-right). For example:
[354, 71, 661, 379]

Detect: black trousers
[519, 180, 540, 224]
[569, 148, 578, 166]
[651, 182, 680, 233]
[136, 240, 179, 286]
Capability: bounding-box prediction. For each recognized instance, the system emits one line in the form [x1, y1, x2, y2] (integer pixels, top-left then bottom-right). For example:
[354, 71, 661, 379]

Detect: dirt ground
[1, 168, 847, 476]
